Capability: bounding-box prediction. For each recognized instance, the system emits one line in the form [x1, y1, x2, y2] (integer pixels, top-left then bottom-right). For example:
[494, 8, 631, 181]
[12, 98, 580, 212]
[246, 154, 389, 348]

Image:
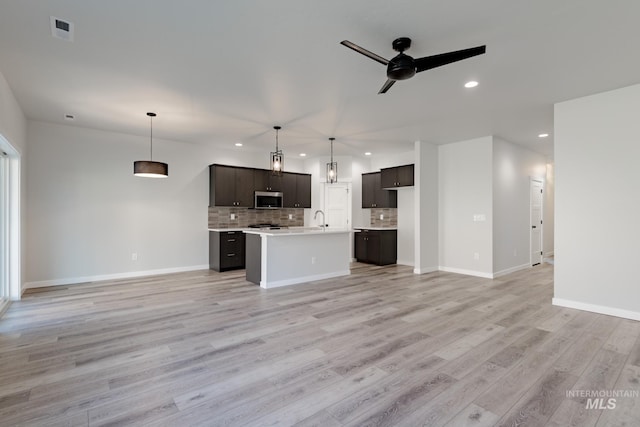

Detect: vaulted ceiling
[1, 1, 640, 159]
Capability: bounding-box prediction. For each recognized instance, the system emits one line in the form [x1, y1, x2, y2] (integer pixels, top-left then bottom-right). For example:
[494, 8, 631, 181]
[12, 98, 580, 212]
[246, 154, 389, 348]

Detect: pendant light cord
[329, 137, 335, 163]
[149, 114, 153, 161]
[275, 127, 279, 151]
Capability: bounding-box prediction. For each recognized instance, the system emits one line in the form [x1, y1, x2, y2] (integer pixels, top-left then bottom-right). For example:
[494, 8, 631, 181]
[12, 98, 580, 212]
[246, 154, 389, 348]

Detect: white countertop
[353, 227, 398, 231]
[244, 227, 353, 237]
[208, 228, 249, 232]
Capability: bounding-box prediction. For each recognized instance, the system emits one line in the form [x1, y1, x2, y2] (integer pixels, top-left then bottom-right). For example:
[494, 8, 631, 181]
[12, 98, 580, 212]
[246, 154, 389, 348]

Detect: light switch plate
[230, 213, 235, 220]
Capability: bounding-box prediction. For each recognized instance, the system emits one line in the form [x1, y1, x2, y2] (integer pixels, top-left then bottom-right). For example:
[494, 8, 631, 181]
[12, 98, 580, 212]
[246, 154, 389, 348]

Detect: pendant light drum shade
[134, 112, 168, 178]
[134, 160, 168, 177]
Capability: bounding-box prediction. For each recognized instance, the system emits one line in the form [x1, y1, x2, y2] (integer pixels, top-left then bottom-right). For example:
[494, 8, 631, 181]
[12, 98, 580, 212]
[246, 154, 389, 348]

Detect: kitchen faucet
[314, 210, 326, 231]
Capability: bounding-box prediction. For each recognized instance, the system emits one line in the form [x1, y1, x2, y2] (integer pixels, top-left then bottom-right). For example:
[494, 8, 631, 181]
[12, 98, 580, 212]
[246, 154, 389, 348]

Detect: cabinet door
[366, 231, 381, 264]
[268, 173, 283, 192]
[281, 173, 298, 208]
[253, 169, 269, 191]
[380, 167, 397, 189]
[397, 164, 414, 187]
[354, 232, 368, 262]
[235, 168, 254, 207]
[373, 174, 398, 208]
[378, 230, 397, 265]
[361, 173, 377, 208]
[255, 169, 283, 192]
[211, 165, 236, 206]
[296, 174, 311, 208]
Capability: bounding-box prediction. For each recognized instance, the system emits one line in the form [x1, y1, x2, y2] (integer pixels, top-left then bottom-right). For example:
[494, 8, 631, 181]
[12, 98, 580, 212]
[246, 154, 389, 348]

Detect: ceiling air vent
[50, 16, 74, 42]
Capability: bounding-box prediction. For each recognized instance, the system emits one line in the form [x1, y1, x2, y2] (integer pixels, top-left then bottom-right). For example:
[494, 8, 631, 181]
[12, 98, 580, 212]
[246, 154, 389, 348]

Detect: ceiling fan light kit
[341, 37, 486, 94]
[134, 112, 168, 178]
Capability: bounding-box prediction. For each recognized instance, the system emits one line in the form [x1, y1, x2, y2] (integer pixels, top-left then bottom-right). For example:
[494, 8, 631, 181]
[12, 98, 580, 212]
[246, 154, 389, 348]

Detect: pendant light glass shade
[134, 112, 168, 178]
[326, 137, 338, 183]
[270, 125, 284, 175]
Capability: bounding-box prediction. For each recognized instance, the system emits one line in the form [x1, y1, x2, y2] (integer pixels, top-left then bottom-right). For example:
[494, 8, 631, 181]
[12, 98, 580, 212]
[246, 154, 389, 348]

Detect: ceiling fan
[340, 37, 486, 94]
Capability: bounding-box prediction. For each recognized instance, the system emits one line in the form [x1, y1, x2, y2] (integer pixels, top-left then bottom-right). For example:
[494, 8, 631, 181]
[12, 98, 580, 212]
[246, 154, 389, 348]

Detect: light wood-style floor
[1, 263, 639, 426]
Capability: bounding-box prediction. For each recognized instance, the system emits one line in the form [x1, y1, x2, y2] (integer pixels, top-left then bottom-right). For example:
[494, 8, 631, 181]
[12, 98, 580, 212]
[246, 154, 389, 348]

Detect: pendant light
[270, 125, 284, 175]
[134, 112, 168, 178]
[326, 137, 338, 183]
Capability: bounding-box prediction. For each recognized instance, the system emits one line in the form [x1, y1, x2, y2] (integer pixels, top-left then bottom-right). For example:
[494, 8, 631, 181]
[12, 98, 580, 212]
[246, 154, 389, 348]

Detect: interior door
[325, 183, 350, 228]
[531, 179, 543, 266]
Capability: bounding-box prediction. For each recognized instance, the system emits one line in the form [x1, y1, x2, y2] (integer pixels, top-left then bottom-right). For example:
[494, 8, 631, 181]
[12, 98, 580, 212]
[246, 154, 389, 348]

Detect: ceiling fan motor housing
[387, 53, 416, 80]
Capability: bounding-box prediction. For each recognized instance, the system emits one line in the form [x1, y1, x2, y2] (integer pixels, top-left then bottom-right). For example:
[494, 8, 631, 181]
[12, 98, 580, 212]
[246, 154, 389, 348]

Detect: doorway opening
[530, 178, 543, 266]
[0, 133, 21, 314]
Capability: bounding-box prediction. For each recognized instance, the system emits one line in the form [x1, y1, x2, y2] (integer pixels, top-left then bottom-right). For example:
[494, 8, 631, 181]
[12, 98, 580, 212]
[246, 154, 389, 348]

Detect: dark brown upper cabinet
[361, 172, 397, 208]
[282, 172, 311, 208]
[209, 164, 254, 207]
[381, 164, 414, 189]
[253, 169, 283, 192]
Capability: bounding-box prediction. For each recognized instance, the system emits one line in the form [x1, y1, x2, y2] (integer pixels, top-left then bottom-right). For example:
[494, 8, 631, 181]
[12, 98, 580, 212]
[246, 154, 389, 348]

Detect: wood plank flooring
[1, 263, 639, 426]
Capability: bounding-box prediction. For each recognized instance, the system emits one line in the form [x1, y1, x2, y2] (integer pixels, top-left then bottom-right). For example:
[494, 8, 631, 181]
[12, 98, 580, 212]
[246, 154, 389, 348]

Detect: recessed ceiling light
[538, 133, 549, 138]
[299, 153, 306, 157]
[464, 81, 479, 88]
[364, 152, 372, 156]
[235, 143, 243, 147]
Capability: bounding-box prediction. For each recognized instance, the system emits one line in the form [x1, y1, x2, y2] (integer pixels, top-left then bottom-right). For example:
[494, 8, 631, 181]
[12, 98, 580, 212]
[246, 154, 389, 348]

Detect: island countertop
[243, 228, 353, 237]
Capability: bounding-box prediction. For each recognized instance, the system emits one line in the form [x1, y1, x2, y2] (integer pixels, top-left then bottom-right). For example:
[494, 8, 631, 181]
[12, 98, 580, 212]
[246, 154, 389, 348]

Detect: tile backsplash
[208, 207, 304, 229]
[370, 208, 398, 227]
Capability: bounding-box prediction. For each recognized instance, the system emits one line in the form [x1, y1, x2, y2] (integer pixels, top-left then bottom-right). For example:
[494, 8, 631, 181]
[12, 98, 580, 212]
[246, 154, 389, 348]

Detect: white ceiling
[1, 1, 640, 160]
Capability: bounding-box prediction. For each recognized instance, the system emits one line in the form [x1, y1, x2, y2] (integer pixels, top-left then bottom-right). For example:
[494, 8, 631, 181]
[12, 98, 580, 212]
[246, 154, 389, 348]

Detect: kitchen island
[244, 228, 352, 289]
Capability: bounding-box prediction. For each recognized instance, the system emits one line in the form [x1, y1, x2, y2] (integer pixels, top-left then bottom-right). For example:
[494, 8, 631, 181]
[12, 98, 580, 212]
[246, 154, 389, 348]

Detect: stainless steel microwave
[255, 191, 283, 209]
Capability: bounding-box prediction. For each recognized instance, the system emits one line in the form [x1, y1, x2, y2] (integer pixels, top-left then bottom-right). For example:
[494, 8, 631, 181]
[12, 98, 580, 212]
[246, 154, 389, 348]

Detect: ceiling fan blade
[415, 45, 486, 73]
[378, 79, 396, 94]
[341, 40, 389, 65]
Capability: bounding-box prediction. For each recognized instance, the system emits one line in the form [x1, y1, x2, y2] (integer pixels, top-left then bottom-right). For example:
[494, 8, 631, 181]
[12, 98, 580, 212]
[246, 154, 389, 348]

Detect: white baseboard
[493, 263, 530, 278]
[545, 251, 555, 257]
[24, 264, 210, 289]
[396, 259, 414, 268]
[260, 270, 350, 289]
[413, 266, 438, 275]
[438, 266, 494, 279]
[552, 298, 640, 321]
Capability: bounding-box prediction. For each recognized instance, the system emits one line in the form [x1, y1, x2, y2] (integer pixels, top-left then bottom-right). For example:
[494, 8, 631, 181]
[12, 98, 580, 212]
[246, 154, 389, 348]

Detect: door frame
[0, 134, 21, 308]
[530, 177, 544, 267]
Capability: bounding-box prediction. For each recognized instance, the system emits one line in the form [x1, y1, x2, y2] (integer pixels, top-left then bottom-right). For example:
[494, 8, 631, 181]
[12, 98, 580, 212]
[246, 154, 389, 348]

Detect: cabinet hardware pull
[227, 253, 235, 257]
[228, 239, 236, 242]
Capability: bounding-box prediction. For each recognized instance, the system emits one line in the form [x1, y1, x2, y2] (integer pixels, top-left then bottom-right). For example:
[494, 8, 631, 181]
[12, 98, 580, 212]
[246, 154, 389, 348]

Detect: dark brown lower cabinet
[354, 229, 397, 266]
[209, 231, 246, 272]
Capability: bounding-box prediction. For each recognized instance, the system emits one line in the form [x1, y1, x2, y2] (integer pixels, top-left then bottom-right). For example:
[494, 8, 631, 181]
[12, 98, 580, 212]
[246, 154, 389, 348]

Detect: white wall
[25, 121, 304, 286]
[0, 73, 26, 154]
[543, 162, 555, 257]
[554, 83, 640, 320]
[372, 150, 416, 267]
[350, 157, 371, 228]
[415, 141, 438, 273]
[438, 136, 493, 277]
[492, 138, 546, 275]
[0, 71, 27, 297]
